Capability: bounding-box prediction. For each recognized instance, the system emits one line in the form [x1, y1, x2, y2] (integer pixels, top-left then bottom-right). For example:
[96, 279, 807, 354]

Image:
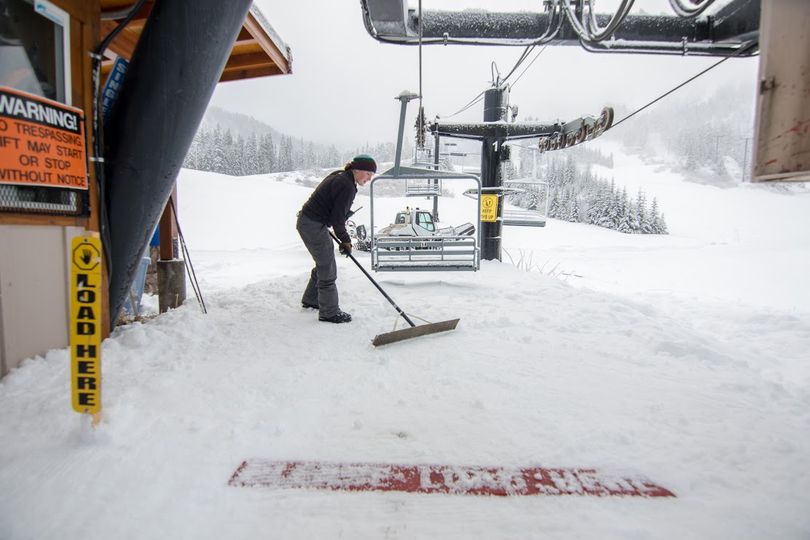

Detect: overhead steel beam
[360, 0, 760, 56]
[434, 122, 561, 141]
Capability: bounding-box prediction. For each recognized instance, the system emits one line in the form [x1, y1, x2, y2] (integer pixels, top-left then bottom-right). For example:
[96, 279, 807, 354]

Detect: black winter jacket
[300, 170, 357, 244]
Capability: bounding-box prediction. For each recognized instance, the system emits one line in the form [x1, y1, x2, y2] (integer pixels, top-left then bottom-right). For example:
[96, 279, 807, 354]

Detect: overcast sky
[209, 1, 759, 149]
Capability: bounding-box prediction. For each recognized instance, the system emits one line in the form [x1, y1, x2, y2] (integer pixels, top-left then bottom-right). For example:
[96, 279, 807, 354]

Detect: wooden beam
[99, 21, 139, 59]
[100, 60, 113, 79]
[243, 11, 291, 74]
[99, 1, 152, 25]
[98, 2, 152, 59]
[230, 41, 265, 56]
[224, 52, 273, 71]
[97, 5, 290, 81]
[235, 27, 253, 41]
[219, 65, 283, 83]
[0, 213, 88, 227]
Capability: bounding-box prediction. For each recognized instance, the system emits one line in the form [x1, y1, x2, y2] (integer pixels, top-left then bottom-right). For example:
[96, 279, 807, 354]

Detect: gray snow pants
[296, 212, 340, 318]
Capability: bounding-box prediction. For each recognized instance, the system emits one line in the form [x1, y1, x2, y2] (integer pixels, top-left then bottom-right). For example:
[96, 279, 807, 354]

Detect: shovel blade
[372, 319, 460, 347]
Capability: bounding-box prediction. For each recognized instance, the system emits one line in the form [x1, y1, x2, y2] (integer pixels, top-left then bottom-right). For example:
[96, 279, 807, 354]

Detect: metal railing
[372, 235, 479, 272]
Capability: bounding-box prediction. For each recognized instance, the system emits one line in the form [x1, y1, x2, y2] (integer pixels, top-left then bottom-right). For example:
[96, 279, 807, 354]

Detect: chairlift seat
[370, 165, 482, 272]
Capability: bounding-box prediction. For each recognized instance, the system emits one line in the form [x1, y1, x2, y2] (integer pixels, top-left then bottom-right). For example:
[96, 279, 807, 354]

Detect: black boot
[319, 310, 352, 323]
[302, 302, 319, 309]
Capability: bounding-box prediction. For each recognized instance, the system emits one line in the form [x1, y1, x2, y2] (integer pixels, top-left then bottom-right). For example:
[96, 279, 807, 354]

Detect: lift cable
[504, 39, 757, 154]
[501, 45, 535, 85]
[438, 48, 532, 120]
[500, 1, 562, 85]
[437, 0, 562, 120]
[562, 0, 635, 43]
[612, 39, 758, 130]
[439, 90, 486, 120]
[510, 45, 548, 88]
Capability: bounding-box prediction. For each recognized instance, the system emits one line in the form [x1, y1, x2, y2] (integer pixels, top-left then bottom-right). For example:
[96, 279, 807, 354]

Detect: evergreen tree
[548, 192, 560, 218]
[293, 137, 305, 170]
[305, 141, 316, 169]
[244, 132, 258, 175]
[650, 197, 668, 234]
[197, 130, 212, 170]
[236, 135, 248, 175]
[567, 191, 580, 223]
[278, 136, 294, 172]
[637, 189, 654, 234]
[183, 130, 201, 169]
[503, 149, 668, 234]
[324, 145, 341, 168]
[616, 187, 631, 233]
[211, 125, 226, 174]
[261, 133, 277, 172]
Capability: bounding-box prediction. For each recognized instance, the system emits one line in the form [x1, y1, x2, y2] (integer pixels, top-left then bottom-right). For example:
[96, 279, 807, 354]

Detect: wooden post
[159, 186, 178, 261]
[157, 186, 185, 312]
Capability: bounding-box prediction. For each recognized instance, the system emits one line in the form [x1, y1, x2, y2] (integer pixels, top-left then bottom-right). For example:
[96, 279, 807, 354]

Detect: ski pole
[330, 231, 416, 328]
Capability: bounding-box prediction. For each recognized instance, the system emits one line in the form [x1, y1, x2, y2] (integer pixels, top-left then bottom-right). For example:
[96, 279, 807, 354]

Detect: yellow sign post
[480, 194, 499, 223]
[70, 234, 102, 419]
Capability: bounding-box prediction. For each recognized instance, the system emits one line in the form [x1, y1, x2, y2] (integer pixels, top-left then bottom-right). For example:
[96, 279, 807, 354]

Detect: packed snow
[1, 148, 809, 539]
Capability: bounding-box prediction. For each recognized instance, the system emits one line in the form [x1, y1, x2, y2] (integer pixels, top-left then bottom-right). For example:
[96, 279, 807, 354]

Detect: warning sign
[70, 234, 102, 414]
[480, 194, 498, 222]
[0, 86, 88, 190]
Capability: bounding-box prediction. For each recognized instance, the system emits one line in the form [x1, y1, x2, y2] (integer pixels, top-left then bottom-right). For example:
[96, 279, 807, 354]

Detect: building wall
[0, 0, 102, 378]
[753, 0, 810, 182]
[0, 225, 83, 376]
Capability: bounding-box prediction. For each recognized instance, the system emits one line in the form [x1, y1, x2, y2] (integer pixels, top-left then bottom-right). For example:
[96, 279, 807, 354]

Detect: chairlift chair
[370, 166, 482, 272]
[502, 178, 550, 227]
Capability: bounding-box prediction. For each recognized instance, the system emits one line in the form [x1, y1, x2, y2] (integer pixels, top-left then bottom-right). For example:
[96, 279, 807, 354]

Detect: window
[416, 212, 434, 232]
[0, 0, 71, 103]
[0, 0, 86, 216]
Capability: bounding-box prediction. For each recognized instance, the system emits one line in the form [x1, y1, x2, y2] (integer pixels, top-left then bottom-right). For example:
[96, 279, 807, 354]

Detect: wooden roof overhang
[98, 1, 292, 82]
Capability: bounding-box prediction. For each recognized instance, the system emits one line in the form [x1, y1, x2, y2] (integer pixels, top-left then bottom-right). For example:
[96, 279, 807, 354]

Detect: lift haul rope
[611, 39, 759, 130]
[506, 37, 758, 155]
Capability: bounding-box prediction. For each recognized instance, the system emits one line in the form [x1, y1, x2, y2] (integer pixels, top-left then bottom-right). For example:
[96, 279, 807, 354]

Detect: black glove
[339, 242, 353, 256]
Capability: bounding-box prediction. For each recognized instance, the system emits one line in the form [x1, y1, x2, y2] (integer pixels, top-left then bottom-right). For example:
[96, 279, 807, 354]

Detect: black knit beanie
[347, 154, 377, 173]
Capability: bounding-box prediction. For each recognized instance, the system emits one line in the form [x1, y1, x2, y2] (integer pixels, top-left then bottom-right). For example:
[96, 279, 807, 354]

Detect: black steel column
[104, 0, 252, 325]
[433, 132, 440, 221]
[480, 85, 508, 261]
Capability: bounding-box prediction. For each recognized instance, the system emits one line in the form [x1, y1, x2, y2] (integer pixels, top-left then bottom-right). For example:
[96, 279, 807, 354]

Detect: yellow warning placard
[0, 86, 88, 189]
[480, 194, 499, 223]
[70, 234, 102, 414]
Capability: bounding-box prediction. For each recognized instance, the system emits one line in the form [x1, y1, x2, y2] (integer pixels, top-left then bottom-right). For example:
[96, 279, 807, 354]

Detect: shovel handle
[330, 231, 416, 328]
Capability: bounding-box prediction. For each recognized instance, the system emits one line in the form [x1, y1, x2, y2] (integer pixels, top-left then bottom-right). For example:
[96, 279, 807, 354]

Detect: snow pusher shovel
[330, 233, 459, 346]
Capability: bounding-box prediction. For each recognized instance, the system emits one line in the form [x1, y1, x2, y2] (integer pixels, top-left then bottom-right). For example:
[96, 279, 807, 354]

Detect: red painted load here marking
[229, 460, 675, 497]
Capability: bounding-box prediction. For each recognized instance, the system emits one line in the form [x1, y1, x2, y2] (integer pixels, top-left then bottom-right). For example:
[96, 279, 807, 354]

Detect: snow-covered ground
[1, 150, 809, 539]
